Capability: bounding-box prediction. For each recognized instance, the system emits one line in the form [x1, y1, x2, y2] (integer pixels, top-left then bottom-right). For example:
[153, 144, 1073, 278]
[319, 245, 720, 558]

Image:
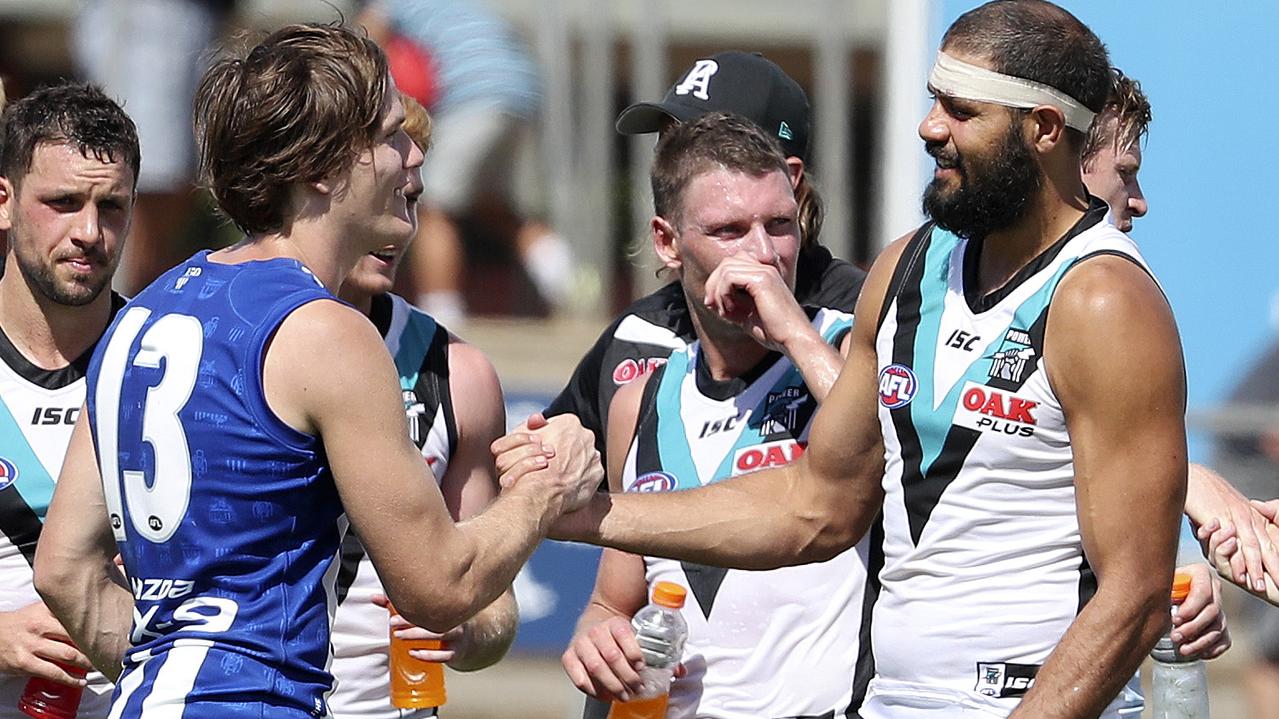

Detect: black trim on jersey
[885, 229, 934, 544]
[335, 529, 365, 605]
[962, 197, 1108, 314]
[369, 292, 394, 337]
[631, 364, 666, 479]
[0, 292, 126, 390]
[0, 484, 44, 566]
[694, 348, 782, 402]
[877, 223, 934, 331]
[1076, 553, 1097, 614]
[848, 516, 883, 716]
[424, 323, 459, 459]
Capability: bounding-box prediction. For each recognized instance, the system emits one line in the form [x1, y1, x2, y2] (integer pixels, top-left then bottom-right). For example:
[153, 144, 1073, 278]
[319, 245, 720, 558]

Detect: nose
[919, 100, 949, 145]
[406, 135, 425, 171]
[1128, 180, 1148, 219]
[743, 224, 780, 267]
[69, 205, 102, 246]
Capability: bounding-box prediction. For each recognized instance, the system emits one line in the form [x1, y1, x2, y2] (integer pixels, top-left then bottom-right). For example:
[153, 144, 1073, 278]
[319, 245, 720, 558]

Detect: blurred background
[1, 0, 1276, 716]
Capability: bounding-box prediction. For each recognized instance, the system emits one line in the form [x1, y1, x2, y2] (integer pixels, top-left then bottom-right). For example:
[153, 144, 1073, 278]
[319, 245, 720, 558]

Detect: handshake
[490, 413, 606, 534]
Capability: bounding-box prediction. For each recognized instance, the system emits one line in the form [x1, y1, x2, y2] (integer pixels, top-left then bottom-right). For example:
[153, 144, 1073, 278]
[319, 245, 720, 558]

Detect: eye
[766, 217, 795, 234]
[46, 195, 81, 211]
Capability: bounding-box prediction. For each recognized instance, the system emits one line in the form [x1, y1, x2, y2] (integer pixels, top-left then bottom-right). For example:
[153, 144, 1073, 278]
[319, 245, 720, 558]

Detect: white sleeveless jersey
[865, 205, 1146, 717]
[329, 294, 455, 719]
[0, 304, 124, 718]
[621, 308, 879, 719]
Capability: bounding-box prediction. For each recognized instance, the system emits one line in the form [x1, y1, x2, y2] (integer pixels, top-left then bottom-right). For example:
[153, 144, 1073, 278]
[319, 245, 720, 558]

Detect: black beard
[921, 119, 1041, 240]
[16, 247, 110, 307]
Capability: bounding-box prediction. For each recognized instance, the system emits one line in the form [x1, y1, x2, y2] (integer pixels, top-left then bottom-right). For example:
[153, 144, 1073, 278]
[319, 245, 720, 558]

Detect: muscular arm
[34, 410, 133, 680]
[437, 340, 517, 671]
[562, 377, 653, 701]
[1010, 257, 1187, 718]
[545, 238, 909, 568]
[270, 301, 599, 633]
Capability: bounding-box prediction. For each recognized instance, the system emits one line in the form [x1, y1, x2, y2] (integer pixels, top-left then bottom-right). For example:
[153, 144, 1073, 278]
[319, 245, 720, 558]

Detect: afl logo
[0, 458, 17, 491]
[878, 364, 918, 409]
[631, 471, 677, 493]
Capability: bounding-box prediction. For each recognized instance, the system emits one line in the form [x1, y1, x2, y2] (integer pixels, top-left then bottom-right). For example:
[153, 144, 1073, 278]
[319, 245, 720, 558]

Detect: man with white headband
[494, 1, 1254, 715]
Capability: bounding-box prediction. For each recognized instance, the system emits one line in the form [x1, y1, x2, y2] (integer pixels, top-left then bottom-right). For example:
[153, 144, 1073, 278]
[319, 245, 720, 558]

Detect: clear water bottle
[1150, 570, 1210, 719]
[609, 581, 688, 719]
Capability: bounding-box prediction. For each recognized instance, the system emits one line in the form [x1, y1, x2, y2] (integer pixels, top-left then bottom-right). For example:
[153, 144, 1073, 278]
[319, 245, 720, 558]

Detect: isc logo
[878, 364, 917, 409]
[733, 440, 806, 476]
[29, 407, 79, 426]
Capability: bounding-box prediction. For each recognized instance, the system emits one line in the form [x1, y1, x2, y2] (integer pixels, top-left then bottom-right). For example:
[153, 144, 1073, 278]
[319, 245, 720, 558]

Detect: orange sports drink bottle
[388, 604, 447, 709]
[609, 582, 688, 719]
[19, 658, 86, 719]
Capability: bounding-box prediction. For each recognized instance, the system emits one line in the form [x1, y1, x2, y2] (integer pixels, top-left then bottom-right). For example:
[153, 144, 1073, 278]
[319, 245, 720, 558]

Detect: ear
[785, 157, 804, 189]
[0, 177, 13, 232]
[651, 215, 681, 272]
[1028, 105, 1068, 154]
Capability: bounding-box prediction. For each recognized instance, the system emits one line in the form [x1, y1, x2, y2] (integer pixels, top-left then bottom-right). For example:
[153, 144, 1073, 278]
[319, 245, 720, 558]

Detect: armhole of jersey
[243, 291, 334, 452]
[877, 222, 934, 331]
[1052, 248, 1185, 403]
[427, 323, 459, 457]
[632, 364, 667, 454]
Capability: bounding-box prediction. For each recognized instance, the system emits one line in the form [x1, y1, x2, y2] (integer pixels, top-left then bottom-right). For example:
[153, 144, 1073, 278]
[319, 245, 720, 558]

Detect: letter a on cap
[675, 60, 719, 101]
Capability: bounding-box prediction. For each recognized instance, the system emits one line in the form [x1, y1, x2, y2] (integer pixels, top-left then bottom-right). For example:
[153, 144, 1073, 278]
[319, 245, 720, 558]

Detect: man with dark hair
[545, 50, 866, 466]
[499, 2, 1195, 716]
[562, 113, 873, 718]
[1081, 68, 1150, 233]
[33, 23, 601, 719]
[0, 81, 138, 719]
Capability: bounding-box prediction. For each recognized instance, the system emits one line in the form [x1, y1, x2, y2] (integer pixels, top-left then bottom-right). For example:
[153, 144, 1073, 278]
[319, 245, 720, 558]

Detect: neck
[341, 289, 374, 317]
[974, 175, 1089, 295]
[218, 217, 363, 293]
[686, 300, 771, 381]
[0, 260, 114, 369]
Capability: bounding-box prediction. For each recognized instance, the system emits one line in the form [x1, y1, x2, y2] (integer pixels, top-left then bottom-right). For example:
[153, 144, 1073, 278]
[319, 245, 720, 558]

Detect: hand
[1170, 563, 1230, 660]
[1185, 463, 1279, 594]
[492, 414, 604, 514]
[703, 255, 810, 351]
[372, 594, 465, 663]
[561, 615, 646, 703]
[0, 602, 92, 685]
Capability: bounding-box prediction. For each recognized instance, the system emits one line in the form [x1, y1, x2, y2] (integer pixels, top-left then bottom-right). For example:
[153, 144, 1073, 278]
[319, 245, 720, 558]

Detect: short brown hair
[651, 112, 790, 225]
[1082, 68, 1151, 169]
[0, 82, 140, 189]
[400, 91, 433, 153]
[194, 23, 389, 235]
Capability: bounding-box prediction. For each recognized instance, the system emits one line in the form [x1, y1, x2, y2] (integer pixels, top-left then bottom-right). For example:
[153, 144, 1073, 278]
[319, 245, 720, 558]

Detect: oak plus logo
[953, 381, 1039, 437]
[732, 439, 806, 476]
[878, 364, 918, 409]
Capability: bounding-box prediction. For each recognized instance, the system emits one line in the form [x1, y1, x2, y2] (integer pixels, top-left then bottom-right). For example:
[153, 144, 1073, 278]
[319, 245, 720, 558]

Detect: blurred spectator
[72, 0, 234, 294]
[361, 0, 573, 324]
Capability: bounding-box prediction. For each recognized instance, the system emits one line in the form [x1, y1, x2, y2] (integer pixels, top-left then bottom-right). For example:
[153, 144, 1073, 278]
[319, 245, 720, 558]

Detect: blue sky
[935, 1, 1279, 458]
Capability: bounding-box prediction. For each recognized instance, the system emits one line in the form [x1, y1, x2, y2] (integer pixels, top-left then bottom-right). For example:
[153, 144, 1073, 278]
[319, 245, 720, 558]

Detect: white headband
[928, 51, 1096, 132]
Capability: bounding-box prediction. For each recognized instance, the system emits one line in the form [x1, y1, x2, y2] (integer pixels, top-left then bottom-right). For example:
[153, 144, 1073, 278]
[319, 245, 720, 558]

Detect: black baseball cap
[615, 50, 811, 161]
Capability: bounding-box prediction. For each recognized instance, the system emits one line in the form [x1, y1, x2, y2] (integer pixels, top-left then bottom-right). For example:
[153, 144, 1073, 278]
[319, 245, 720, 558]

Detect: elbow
[394, 575, 498, 634]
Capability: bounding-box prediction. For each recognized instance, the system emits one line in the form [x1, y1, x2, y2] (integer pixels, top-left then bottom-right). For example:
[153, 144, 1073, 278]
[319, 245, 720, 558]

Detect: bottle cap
[1171, 571, 1193, 602]
[652, 581, 687, 608]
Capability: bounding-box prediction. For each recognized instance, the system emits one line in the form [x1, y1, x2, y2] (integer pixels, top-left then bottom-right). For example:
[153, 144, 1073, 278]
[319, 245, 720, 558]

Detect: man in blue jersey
[33, 23, 601, 719]
[0, 82, 138, 718]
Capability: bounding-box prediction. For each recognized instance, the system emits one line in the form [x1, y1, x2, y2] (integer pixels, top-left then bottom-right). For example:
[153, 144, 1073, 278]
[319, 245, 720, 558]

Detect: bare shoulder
[604, 371, 654, 491]
[445, 335, 505, 439]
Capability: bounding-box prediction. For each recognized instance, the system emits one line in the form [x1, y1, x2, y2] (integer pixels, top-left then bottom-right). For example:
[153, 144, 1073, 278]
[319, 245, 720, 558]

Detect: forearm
[449, 589, 518, 672]
[396, 484, 555, 632]
[781, 330, 843, 402]
[35, 555, 133, 681]
[563, 459, 879, 569]
[1009, 585, 1167, 718]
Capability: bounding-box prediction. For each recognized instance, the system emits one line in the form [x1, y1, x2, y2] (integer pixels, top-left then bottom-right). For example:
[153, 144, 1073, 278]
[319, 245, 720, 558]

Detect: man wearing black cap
[545, 51, 866, 461]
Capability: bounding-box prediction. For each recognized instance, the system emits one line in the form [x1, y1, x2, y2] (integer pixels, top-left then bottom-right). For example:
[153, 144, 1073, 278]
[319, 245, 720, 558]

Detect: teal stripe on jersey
[908, 230, 963, 473]
[821, 314, 854, 344]
[0, 399, 55, 521]
[394, 312, 437, 391]
[911, 233, 1082, 476]
[653, 351, 702, 490]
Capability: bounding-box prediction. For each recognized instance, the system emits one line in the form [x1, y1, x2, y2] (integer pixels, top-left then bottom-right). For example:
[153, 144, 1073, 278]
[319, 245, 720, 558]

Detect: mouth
[58, 256, 100, 273]
[368, 246, 400, 264]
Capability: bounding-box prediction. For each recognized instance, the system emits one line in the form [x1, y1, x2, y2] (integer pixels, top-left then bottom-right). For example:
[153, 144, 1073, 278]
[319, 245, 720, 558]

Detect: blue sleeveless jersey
[86, 250, 344, 718]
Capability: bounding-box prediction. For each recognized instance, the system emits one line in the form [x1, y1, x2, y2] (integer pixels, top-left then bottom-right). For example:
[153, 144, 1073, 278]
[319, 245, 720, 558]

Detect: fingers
[370, 593, 390, 609]
[19, 655, 88, 687]
[32, 639, 93, 673]
[1253, 499, 1279, 521]
[498, 454, 552, 490]
[562, 619, 645, 702]
[490, 431, 554, 463]
[408, 646, 457, 663]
